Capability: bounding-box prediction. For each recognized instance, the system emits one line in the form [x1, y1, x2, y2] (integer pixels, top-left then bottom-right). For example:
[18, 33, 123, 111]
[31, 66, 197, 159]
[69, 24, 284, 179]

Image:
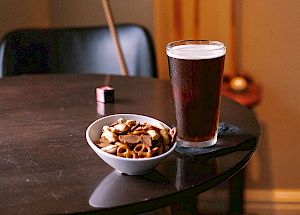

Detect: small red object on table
[96, 86, 115, 103]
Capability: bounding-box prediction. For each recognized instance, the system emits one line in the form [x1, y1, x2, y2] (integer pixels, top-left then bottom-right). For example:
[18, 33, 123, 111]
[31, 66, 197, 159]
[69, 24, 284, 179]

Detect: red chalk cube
[96, 86, 114, 103]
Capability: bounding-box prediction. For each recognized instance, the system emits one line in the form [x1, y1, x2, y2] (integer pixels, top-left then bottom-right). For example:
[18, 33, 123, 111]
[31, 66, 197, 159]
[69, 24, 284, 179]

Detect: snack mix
[95, 118, 177, 158]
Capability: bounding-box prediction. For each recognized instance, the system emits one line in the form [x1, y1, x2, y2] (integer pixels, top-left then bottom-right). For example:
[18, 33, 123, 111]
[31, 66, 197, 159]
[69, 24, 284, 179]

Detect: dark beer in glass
[166, 40, 226, 148]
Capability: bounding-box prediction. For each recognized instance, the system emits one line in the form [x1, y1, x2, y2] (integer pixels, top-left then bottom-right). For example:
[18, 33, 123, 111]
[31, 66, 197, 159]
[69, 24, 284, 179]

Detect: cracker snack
[95, 118, 177, 158]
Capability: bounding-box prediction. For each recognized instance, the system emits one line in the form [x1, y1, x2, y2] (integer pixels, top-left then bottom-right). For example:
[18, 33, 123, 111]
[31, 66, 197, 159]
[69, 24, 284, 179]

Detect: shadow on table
[89, 170, 176, 209]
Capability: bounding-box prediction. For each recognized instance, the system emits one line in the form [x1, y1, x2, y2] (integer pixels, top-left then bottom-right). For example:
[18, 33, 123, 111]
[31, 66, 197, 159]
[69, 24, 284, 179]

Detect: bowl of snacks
[86, 114, 177, 175]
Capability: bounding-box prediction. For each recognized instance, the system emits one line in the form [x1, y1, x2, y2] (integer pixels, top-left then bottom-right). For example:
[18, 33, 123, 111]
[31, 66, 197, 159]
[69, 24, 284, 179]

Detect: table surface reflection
[0, 74, 260, 214]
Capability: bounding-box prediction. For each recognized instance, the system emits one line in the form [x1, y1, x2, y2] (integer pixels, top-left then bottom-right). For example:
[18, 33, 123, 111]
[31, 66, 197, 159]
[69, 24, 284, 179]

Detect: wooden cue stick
[231, 0, 238, 76]
[101, 0, 129, 76]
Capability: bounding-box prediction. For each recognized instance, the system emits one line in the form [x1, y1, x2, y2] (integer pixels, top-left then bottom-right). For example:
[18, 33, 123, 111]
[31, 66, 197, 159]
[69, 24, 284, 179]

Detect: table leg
[229, 168, 245, 215]
[171, 196, 198, 215]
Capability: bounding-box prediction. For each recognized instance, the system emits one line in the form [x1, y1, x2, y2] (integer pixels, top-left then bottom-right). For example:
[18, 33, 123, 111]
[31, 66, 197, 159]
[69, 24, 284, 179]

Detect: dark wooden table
[0, 74, 260, 215]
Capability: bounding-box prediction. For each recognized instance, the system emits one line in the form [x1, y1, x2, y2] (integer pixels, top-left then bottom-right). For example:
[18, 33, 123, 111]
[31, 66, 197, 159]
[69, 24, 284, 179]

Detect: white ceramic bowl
[86, 114, 177, 175]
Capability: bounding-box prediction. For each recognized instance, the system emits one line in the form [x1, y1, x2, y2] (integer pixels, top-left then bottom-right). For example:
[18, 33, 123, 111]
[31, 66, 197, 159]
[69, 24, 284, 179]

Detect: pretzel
[134, 143, 152, 158]
[117, 144, 137, 158]
[126, 150, 137, 158]
[151, 147, 161, 157]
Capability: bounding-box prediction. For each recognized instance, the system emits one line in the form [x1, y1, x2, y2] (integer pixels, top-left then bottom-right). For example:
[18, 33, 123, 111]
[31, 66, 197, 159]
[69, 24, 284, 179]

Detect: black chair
[0, 24, 157, 78]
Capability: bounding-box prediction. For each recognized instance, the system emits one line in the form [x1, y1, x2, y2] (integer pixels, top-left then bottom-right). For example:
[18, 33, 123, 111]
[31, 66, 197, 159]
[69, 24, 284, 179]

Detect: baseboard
[244, 189, 300, 214]
[197, 188, 300, 214]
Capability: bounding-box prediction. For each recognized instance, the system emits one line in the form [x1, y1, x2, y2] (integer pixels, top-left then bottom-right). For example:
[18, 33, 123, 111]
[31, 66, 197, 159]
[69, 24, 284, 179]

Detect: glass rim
[166, 40, 226, 51]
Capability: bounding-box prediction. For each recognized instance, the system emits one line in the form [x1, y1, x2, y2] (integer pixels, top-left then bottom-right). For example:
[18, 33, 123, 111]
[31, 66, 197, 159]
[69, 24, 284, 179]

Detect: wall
[0, 0, 49, 38]
[48, 0, 153, 33]
[0, 0, 153, 45]
[241, 0, 300, 190]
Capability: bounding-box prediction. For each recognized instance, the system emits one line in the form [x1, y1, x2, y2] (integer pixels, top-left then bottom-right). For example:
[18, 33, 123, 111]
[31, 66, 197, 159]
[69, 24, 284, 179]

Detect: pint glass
[166, 40, 226, 148]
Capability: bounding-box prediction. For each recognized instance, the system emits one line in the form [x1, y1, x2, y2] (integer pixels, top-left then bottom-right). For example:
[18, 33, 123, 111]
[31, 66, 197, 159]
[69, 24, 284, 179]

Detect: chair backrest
[0, 24, 157, 78]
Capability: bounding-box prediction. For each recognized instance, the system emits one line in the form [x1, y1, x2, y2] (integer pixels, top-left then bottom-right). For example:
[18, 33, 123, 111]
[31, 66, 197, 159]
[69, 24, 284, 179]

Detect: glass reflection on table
[175, 157, 217, 190]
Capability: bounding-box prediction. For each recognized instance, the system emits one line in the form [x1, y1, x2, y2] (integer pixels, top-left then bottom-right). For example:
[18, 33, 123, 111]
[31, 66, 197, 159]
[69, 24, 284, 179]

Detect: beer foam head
[166, 42, 226, 60]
